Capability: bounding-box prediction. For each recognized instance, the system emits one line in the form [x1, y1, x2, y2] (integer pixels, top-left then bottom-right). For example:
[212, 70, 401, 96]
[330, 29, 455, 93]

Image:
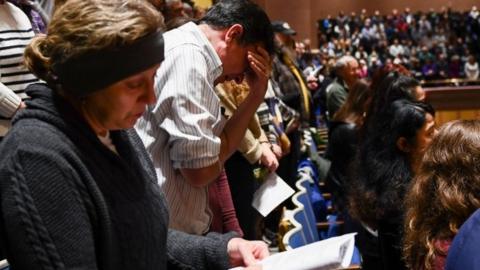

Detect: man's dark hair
[198, 0, 274, 55]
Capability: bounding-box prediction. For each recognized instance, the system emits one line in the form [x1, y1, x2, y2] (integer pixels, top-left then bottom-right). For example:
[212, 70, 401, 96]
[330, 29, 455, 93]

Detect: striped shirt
[135, 22, 224, 235]
[1, 2, 40, 136]
[1, 2, 39, 98]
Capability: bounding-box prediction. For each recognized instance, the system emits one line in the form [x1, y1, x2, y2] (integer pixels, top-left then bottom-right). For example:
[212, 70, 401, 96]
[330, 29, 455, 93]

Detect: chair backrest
[282, 207, 308, 250]
[297, 165, 317, 183]
[292, 189, 319, 243]
[303, 130, 320, 160]
[351, 246, 362, 266]
[319, 214, 340, 240]
[282, 226, 306, 251]
[296, 175, 328, 222]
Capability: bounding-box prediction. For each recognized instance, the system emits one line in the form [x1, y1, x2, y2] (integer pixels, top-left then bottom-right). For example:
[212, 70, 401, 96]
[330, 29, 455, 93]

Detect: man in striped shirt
[136, 0, 275, 235]
[0, 0, 40, 138]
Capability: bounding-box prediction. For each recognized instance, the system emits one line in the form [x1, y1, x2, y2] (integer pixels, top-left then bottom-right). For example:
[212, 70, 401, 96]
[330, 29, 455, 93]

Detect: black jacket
[0, 83, 234, 270]
[325, 121, 357, 211]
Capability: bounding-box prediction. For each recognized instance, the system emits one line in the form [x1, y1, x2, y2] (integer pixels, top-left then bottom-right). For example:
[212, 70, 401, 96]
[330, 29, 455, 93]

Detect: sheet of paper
[252, 172, 295, 217]
[230, 233, 356, 270]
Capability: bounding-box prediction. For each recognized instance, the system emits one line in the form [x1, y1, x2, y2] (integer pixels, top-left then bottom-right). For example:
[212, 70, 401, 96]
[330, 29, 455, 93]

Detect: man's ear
[225, 24, 244, 44]
[396, 137, 411, 153]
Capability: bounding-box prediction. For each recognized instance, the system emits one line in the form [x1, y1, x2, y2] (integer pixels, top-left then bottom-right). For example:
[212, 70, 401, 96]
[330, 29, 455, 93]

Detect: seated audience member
[135, 0, 275, 235]
[350, 98, 436, 270]
[0, 0, 268, 268]
[448, 55, 463, 78]
[404, 120, 480, 270]
[421, 57, 438, 80]
[313, 7, 479, 82]
[445, 208, 480, 270]
[358, 59, 368, 78]
[464, 54, 479, 80]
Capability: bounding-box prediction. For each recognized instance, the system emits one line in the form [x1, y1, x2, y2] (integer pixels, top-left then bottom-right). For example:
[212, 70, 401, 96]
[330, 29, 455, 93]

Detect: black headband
[53, 31, 164, 97]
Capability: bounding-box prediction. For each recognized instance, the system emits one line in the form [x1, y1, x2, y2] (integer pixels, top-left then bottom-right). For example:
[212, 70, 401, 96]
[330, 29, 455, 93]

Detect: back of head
[24, 0, 164, 96]
[423, 120, 480, 176]
[404, 120, 480, 270]
[389, 99, 434, 148]
[333, 79, 370, 125]
[370, 63, 411, 94]
[198, 0, 274, 55]
[365, 73, 420, 127]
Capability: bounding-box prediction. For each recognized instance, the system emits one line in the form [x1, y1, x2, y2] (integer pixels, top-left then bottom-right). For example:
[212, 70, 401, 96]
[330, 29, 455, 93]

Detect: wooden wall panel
[435, 110, 480, 126]
[264, 0, 312, 43]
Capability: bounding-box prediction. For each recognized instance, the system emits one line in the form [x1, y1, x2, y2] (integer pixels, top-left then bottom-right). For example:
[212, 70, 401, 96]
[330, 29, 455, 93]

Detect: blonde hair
[403, 120, 480, 269]
[24, 0, 164, 85]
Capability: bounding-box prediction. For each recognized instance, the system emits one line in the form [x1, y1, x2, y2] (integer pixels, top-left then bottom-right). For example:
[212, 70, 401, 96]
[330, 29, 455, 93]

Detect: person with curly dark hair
[404, 120, 480, 270]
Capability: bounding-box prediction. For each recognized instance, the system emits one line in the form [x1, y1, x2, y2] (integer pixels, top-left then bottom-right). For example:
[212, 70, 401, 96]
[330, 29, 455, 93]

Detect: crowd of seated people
[298, 6, 480, 82]
[301, 8, 480, 266]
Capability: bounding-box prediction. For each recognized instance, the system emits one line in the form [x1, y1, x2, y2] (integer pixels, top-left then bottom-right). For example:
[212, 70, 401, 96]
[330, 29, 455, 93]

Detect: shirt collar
[179, 22, 223, 80]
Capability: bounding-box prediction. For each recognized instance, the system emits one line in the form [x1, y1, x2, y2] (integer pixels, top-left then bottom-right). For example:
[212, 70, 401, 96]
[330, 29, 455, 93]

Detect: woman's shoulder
[6, 117, 69, 148]
[0, 119, 76, 171]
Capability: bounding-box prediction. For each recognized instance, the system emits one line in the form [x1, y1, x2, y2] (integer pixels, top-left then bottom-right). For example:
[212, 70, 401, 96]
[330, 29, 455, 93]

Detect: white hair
[183, 2, 192, 10]
[165, 0, 181, 5]
[335, 55, 357, 72]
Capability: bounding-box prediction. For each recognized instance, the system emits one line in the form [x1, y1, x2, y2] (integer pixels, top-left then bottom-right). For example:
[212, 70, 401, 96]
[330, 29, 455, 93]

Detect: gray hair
[165, 0, 181, 5]
[183, 2, 192, 10]
[335, 55, 357, 72]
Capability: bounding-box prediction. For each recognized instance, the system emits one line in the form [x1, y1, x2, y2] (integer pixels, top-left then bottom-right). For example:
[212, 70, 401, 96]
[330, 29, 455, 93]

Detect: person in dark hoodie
[0, 0, 268, 269]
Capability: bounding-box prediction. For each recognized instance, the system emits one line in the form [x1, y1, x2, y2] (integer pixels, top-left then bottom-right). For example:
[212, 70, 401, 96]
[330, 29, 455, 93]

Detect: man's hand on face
[245, 46, 271, 99]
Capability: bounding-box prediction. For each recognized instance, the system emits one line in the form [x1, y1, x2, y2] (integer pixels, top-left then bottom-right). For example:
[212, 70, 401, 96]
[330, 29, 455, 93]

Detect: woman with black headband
[0, 0, 268, 269]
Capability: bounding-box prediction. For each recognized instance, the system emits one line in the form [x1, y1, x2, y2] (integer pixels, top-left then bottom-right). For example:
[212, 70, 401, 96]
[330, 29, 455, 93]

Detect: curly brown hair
[403, 120, 480, 270]
[24, 0, 164, 86]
